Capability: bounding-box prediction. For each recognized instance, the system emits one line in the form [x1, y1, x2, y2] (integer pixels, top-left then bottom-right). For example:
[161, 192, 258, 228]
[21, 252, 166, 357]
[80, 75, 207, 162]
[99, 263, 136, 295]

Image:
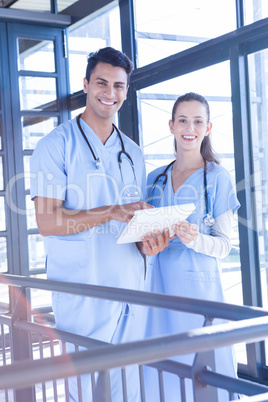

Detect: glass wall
[10, 0, 51, 12]
[248, 49, 268, 318]
[18, 37, 61, 274]
[133, 0, 236, 67]
[10, 0, 78, 12]
[0, 154, 7, 274]
[68, 3, 121, 94]
[0, 28, 8, 276]
[243, 0, 268, 24]
[57, 0, 78, 12]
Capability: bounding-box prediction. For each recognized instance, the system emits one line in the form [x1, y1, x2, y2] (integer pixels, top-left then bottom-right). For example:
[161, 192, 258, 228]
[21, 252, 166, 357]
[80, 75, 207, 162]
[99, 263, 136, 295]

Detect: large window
[248, 48, 268, 315]
[243, 0, 268, 24]
[68, 4, 121, 94]
[10, 0, 78, 12]
[0, 23, 69, 280]
[17, 36, 61, 274]
[134, 0, 236, 67]
[0, 30, 8, 275]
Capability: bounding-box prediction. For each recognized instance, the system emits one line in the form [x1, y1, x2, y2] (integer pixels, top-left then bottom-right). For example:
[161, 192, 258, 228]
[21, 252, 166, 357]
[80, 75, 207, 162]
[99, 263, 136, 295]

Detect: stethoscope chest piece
[95, 158, 101, 169]
[204, 214, 215, 226]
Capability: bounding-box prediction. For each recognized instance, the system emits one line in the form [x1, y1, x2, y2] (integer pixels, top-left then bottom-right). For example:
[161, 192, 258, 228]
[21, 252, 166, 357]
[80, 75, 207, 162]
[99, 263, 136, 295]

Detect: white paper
[117, 203, 196, 244]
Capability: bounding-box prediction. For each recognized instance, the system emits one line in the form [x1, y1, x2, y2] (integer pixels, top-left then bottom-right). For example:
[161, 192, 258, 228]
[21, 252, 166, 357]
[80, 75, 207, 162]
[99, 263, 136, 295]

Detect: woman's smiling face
[169, 100, 212, 153]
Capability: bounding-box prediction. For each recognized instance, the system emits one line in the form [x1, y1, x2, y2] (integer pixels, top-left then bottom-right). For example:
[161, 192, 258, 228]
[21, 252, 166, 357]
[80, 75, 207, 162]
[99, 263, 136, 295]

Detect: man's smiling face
[83, 62, 128, 121]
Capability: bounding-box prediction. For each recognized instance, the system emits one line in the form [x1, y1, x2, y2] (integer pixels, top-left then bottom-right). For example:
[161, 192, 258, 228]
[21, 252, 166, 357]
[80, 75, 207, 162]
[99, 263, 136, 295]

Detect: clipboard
[117, 203, 196, 244]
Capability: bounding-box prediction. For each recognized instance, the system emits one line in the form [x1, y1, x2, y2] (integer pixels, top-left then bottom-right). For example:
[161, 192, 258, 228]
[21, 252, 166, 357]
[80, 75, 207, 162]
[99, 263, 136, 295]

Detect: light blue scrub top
[143, 162, 240, 402]
[30, 117, 146, 342]
[145, 161, 240, 332]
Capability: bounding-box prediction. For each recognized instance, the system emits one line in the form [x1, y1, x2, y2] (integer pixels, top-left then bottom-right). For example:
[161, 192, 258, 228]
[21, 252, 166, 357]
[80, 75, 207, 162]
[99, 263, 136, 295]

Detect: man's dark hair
[85, 47, 133, 85]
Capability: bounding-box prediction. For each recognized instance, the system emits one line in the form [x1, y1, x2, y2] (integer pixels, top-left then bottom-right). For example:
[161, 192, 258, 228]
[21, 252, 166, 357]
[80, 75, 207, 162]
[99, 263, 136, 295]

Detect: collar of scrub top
[76, 114, 139, 197]
[147, 159, 215, 226]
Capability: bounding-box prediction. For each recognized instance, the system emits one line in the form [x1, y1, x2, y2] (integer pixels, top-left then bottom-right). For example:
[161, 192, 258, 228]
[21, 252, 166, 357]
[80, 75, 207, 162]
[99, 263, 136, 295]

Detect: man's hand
[110, 201, 154, 223]
[34, 197, 154, 236]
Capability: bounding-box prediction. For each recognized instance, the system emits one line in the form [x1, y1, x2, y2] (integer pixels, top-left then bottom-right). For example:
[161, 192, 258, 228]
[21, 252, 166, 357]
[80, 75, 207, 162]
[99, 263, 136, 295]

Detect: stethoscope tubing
[77, 113, 100, 168]
[76, 114, 138, 196]
[146, 160, 175, 205]
[147, 159, 215, 226]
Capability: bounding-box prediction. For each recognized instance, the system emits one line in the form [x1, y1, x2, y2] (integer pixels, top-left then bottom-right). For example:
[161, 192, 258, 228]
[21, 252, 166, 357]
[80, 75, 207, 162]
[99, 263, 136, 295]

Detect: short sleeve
[30, 129, 67, 201]
[209, 165, 240, 218]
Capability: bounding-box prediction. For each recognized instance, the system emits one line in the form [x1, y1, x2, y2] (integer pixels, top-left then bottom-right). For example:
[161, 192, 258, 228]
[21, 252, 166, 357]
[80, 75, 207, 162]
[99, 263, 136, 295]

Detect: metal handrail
[1, 273, 268, 401]
[1, 273, 267, 320]
[237, 393, 268, 402]
[0, 316, 268, 392]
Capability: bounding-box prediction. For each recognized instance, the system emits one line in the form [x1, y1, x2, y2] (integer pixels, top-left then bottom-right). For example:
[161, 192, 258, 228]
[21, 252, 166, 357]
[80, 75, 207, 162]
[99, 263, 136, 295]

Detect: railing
[0, 273, 268, 402]
[238, 393, 268, 401]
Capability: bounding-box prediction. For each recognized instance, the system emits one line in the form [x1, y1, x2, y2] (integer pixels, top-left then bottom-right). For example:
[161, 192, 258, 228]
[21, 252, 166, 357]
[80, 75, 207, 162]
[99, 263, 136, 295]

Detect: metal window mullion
[118, 0, 139, 143]
[121, 368, 127, 401]
[54, 23, 69, 124]
[7, 23, 30, 277]
[236, 0, 244, 28]
[50, 0, 58, 14]
[62, 341, 70, 402]
[38, 334, 47, 402]
[119, 0, 137, 68]
[1, 22, 18, 279]
[180, 377, 186, 402]
[139, 365, 146, 402]
[91, 372, 96, 400]
[1, 324, 9, 401]
[253, 50, 268, 323]
[135, 31, 209, 43]
[230, 43, 263, 377]
[158, 370, 165, 402]
[49, 338, 58, 402]
[75, 344, 83, 402]
[19, 70, 58, 78]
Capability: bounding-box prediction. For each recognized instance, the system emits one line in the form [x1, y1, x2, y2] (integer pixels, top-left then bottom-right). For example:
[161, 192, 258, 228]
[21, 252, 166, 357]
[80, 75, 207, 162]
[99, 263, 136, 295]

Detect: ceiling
[0, 0, 78, 12]
[0, 0, 115, 25]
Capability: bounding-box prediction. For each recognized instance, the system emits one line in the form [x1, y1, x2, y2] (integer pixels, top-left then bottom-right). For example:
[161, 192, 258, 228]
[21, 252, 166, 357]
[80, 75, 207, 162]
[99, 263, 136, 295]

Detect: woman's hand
[173, 221, 199, 244]
[137, 228, 170, 256]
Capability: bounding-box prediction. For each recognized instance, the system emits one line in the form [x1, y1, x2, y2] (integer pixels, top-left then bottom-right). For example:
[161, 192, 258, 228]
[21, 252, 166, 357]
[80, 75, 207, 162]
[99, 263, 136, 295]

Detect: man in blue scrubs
[30, 47, 168, 401]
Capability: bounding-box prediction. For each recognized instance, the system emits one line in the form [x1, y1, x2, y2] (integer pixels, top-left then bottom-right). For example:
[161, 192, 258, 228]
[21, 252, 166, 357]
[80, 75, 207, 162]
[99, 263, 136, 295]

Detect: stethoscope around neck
[76, 114, 139, 197]
[147, 159, 215, 226]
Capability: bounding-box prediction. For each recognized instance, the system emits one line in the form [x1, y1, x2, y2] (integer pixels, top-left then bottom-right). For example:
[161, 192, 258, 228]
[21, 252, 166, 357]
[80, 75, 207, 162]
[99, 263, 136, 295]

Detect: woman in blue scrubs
[144, 92, 240, 401]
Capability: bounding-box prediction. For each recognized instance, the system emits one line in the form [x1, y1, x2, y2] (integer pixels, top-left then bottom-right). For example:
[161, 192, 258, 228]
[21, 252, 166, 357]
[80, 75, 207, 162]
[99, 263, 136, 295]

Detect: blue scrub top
[30, 117, 146, 342]
[146, 161, 240, 307]
[144, 162, 240, 402]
